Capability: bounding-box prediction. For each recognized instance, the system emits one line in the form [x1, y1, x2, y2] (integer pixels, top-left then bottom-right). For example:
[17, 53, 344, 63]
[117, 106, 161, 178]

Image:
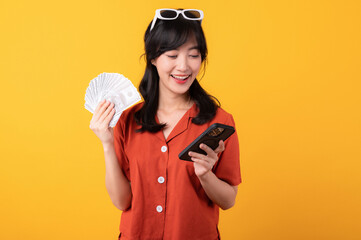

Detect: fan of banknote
[84, 72, 141, 127]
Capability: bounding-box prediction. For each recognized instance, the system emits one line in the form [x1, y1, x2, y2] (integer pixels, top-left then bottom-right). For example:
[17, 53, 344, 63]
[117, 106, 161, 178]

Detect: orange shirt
[113, 102, 242, 240]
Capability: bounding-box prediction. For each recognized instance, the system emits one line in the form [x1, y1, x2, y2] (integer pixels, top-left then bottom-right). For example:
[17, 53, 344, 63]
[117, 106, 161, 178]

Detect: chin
[171, 80, 194, 95]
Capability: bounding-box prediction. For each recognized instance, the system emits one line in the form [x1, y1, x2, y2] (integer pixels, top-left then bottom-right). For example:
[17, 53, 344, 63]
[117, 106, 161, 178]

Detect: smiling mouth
[171, 74, 191, 81]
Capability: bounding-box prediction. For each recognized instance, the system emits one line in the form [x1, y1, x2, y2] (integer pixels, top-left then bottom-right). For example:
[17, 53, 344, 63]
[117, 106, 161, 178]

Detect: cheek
[157, 61, 172, 74]
[193, 60, 202, 72]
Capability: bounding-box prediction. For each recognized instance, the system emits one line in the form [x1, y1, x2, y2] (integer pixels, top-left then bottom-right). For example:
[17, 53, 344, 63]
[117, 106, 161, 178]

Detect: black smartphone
[178, 123, 235, 161]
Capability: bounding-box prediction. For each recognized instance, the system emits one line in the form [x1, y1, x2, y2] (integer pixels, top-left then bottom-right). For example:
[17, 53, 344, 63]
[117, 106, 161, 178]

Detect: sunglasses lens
[159, 10, 178, 18]
[184, 10, 201, 19]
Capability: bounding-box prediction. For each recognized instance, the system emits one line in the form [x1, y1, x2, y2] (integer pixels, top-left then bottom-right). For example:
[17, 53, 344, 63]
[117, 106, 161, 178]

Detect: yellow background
[1, 0, 360, 239]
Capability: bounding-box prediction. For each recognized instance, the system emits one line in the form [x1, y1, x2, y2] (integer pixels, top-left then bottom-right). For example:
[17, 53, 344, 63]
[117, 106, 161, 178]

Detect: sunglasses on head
[150, 8, 204, 32]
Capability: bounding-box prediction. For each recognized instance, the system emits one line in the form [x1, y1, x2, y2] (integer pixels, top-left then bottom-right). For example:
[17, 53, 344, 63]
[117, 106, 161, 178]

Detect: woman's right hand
[89, 99, 116, 145]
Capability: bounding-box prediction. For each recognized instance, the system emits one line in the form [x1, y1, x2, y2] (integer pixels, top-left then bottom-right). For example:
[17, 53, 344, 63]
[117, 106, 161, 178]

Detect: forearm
[198, 171, 238, 210]
[103, 143, 132, 211]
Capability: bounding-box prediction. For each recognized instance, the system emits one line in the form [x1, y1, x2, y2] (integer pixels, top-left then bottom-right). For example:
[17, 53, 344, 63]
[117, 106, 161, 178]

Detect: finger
[90, 101, 112, 129]
[99, 102, 115, 123]
[188, 151, 208, 161]
[93, 99, 107, 116]
[95, 99, 106, 111]
[214, 140, 225, 154]
[191, 157, 210, 165]
[103, 108, 115, 126]
[94, 100, 111, 120]
[199, 143, 217, 158]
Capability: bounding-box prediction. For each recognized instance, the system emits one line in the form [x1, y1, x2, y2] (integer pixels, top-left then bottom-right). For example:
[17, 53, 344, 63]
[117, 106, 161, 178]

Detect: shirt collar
[188, 102, 199, 119]
[154, 102, 198, 143]
[165, 103, 196, 142]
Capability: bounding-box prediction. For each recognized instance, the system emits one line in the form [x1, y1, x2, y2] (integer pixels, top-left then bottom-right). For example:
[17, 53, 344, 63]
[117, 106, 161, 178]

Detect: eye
[190, 54, 200, 58]
[167, 55, 177, 58]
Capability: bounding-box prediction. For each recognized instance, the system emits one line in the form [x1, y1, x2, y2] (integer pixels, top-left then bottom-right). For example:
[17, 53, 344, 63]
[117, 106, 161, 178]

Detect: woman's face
[151, 35, 202, 97]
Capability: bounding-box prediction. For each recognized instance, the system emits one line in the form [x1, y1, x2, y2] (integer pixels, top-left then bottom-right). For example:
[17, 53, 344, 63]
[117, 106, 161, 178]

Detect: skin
[90, 100, 132, 211]
[152, 34, 201, 140]
[90, 35, 238, 211]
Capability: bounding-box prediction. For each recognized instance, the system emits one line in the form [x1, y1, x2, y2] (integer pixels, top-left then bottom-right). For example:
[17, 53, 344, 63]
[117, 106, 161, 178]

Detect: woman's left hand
[189, 140, 225, 178]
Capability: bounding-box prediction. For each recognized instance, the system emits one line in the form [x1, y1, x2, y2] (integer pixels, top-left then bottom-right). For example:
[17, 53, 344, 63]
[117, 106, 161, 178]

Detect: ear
[151, 59, 156, 66]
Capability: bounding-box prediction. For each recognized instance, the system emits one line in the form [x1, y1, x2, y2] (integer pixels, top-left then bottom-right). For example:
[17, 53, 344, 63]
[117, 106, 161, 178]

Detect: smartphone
[178, 123, 235, 161]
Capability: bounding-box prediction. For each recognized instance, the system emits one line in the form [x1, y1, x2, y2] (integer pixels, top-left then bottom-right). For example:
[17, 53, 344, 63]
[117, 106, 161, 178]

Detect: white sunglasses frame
[150, 8, 204, 31]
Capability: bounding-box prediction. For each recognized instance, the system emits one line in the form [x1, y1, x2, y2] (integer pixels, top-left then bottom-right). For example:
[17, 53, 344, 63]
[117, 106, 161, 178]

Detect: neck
[158, 89, 193, 111]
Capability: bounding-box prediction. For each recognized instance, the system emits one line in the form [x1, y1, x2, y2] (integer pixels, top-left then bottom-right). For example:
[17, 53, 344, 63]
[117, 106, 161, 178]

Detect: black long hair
[134, 9, 220, 132]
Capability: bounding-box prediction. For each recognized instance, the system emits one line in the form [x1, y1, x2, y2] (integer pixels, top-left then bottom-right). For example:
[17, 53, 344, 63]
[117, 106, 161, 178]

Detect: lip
[171, 74, 191, 84]
[172, 74, 190, 77]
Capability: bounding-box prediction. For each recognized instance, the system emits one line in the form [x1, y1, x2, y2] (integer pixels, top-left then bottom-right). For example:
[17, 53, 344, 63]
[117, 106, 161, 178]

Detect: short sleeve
[213, 114, 242, 186]
[113, 116, 130, 181]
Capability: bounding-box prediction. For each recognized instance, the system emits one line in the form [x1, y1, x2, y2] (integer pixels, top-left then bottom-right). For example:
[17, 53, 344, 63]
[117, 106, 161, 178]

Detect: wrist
[197, 170, 213, 183]
[102, 142, 115, 152]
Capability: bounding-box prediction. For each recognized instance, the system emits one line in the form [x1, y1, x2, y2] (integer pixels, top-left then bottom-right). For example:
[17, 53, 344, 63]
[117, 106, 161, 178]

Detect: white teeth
[172, 75, 189, 80]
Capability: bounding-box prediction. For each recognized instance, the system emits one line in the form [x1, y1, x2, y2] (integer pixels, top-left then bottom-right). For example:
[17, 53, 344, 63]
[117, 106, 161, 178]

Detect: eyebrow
[188, 46, 199, 50]
[173, 46, 199, 51]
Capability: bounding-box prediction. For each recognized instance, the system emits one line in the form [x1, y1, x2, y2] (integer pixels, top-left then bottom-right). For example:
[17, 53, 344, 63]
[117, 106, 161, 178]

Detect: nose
[176, 54, 188, 72]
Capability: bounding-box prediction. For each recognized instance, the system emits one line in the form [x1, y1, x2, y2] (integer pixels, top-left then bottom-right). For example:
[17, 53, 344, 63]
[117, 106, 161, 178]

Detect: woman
[90, 8, 242, 240]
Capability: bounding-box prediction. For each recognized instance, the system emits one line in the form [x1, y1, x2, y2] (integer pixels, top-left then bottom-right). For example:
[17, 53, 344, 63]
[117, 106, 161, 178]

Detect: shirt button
[158, 176, 165, 184]
[161, 146, 167, 152]
[156, 205, 163, 213]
